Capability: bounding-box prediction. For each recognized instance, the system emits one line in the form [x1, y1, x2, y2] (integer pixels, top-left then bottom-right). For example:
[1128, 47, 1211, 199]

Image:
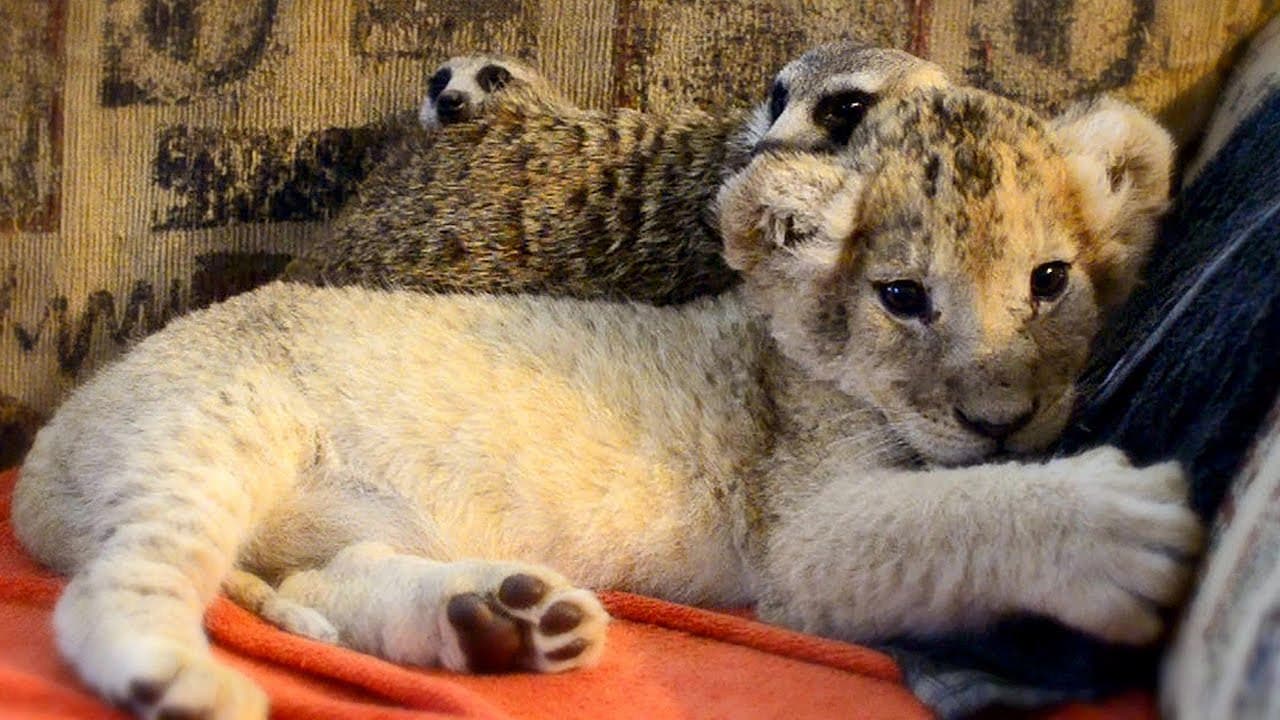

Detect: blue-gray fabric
[882, 87, 1280, 719]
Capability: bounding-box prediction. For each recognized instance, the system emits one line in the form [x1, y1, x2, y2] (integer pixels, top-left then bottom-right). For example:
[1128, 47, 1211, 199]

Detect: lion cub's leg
[50, 494, 269, 720]
[274, 542, 609, 673]
[761, 446, 1203, 645]
[223, 570, 339, 644]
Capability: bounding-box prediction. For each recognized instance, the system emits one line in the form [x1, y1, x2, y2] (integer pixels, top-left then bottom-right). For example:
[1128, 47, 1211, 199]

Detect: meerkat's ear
[1050, 96, 1175, 308]
[715, 152, 862, 277]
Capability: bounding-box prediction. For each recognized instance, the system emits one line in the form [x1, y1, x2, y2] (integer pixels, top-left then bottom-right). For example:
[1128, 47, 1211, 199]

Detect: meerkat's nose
[436, 90, 468, 123]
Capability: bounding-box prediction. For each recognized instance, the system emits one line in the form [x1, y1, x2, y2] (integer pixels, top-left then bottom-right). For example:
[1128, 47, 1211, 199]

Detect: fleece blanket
[0, 467, 1155, 720]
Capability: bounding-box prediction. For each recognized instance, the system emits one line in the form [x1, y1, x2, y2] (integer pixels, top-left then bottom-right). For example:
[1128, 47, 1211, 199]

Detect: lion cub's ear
[716, 152, 862, 278]
[1050, 97, 1175, 308]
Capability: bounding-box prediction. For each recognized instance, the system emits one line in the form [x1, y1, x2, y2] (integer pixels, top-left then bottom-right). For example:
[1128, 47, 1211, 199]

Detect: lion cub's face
[719, 88, 1173, 465]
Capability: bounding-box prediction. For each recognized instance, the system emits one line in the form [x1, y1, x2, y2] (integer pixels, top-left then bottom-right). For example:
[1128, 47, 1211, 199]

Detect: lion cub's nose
[953, 405, 1034, 440]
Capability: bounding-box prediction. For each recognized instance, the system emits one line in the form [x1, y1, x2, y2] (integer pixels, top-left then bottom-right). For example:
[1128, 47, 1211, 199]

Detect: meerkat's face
[419, 55, 546, 129]
[719, 88, 1174, 466]
[745, 43, 950, 154]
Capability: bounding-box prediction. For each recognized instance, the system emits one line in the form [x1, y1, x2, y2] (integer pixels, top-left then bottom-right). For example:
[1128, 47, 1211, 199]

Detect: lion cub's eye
[1030, 261, 1071, 301]
[875, 280, 930, 319]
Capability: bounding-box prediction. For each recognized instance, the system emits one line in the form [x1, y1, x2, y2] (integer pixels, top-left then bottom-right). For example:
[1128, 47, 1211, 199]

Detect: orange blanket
[0, 468, 1153, 719]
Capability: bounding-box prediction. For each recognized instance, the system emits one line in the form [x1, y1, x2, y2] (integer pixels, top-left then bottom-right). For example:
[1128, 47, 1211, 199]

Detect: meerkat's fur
[418, 54, 567, 129]
[747, 44, 950, 152]
[284, 88, 747, 303]
[282, 43, 950, 304]
[15, 86, 1197, 720]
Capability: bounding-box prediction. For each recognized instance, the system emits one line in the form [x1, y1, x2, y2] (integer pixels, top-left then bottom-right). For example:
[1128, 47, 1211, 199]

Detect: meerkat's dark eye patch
[814, 90, 876, 146]
[477, 65, 513, 93]
[427, 67, 452, 101]
[768, 81, 789, 122]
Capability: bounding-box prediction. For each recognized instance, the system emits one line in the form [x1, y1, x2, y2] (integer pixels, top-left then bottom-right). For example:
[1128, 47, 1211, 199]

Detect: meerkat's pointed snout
[436, 90, 469, 123]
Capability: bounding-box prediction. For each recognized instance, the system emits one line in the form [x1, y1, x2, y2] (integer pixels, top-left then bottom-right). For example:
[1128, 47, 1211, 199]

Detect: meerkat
[15, 85, 1197, 720]
[418, 53, 568, 129]
[281, 43, 950, 304]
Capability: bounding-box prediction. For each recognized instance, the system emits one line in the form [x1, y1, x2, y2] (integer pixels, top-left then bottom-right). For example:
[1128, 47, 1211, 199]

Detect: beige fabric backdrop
[0, 0, 1275, 438]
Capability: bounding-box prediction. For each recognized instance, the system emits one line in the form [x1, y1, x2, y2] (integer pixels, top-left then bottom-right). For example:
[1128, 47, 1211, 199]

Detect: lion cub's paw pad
[443, 572, 607, 674]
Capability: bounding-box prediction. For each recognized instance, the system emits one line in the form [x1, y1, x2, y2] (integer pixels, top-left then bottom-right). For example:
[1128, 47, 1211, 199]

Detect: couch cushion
[1162, 402, 1280, 719]
[1158, 21, 1280, 717]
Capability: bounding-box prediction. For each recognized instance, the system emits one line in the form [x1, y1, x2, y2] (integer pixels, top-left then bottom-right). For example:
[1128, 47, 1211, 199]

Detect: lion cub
[14, 86, 1197, 720]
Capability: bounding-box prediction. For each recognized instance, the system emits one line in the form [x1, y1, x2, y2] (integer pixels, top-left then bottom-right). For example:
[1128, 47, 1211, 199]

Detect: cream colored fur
[13, 86, 1198, 720]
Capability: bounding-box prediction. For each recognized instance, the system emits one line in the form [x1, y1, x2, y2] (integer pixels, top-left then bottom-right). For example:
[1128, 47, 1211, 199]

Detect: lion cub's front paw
[439, 565, 609, 674]
[1038, 446, 1204, 644]
[103, 638, 267, 720]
